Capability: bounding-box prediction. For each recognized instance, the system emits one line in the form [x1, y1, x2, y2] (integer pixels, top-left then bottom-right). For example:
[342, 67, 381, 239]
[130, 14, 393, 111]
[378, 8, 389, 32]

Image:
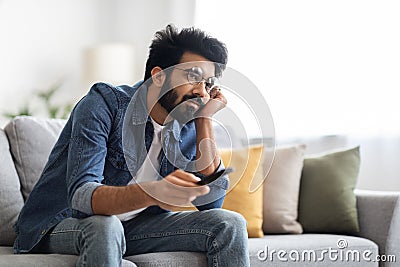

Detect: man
[14, 25, 250, 266]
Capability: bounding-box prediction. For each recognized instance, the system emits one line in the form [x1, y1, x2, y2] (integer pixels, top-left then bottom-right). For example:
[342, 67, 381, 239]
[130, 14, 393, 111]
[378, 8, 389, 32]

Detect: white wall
[0, 0, 102, 123]
[0, 0, 196, 126]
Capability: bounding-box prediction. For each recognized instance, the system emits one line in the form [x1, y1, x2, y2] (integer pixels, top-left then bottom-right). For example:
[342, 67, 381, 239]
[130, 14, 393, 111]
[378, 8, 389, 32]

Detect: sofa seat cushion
[0, 129, 25, 246]
[125, 251, 207, 267]
[0, 247, 136, 267]
[1, 234, 378, 267]
[248, 234, 378, 267]
[0, 246, 78, 267]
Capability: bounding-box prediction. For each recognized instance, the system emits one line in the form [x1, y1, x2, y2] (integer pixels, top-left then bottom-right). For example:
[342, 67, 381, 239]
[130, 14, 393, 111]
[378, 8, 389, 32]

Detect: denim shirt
[13, 81, 229, 253]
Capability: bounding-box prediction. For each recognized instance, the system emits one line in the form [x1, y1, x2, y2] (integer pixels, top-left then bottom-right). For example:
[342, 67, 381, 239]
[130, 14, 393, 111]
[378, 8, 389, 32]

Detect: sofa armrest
[355, 190, 400, 266]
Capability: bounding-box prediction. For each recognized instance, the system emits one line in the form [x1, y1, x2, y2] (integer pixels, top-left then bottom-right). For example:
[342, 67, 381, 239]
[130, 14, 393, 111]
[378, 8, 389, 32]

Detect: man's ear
[151, 67, 166, 87]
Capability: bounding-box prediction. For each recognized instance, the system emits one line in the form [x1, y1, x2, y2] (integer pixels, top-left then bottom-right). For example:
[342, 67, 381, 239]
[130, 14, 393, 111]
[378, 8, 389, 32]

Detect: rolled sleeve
[71, 182, 104, 215]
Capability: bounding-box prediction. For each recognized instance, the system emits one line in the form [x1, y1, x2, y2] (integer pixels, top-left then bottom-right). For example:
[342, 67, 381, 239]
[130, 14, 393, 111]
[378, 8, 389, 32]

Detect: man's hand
[141, 169, 210, 210]
[196, 87, 227, 118]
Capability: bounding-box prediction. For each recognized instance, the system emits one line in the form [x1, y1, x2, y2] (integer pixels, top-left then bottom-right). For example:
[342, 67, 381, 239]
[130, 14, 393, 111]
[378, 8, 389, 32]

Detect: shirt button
[41, 229, 46, 235]
[179, 139, 182, 143]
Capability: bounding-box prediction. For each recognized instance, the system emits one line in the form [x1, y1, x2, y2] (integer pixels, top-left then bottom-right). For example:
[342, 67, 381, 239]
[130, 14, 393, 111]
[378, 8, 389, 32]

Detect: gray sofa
[0, 116, 399, 267]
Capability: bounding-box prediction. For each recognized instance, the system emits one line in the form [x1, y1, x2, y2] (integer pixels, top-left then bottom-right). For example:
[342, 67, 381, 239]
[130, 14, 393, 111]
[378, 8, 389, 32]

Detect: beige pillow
[221, 145, 264, 238]
[262, 144, 306, 234]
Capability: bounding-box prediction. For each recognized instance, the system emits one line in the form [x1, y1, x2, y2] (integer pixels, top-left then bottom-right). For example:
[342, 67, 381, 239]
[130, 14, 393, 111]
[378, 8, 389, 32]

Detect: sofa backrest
[0, 129, 24, 246]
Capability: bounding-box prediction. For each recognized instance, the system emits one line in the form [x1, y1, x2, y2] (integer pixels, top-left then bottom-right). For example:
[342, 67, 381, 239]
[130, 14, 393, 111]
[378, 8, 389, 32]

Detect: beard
[158, 78, 204, 124]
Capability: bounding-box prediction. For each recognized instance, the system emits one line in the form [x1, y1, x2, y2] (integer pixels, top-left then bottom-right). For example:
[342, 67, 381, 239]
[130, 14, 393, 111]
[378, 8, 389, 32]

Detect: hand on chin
[194, 91, 226, 118]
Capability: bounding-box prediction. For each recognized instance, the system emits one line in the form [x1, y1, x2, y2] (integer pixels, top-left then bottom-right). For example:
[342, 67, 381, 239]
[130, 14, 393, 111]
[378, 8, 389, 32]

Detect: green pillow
[298, 146, 360, 234]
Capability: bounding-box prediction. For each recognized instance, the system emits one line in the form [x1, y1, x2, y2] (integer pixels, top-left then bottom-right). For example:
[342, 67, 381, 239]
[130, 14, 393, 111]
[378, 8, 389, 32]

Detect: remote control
[196, 168, 234, 185]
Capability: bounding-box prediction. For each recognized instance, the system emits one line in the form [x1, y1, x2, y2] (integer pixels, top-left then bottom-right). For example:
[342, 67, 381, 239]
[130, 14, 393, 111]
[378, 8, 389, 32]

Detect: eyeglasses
[175, 66, 220, 94]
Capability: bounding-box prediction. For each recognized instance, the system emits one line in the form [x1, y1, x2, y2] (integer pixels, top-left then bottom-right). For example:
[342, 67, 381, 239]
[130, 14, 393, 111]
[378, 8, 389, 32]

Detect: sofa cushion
[262, 144, 305, 234]
[298, 147, 361, 234]
[248, 234, 378, 267]
[0, 130, 25, 246]
[0, 247, 136, 267]
[125, 251, 206, 267]
[4, 116, 66, 200]
[220, 145, 264, 238]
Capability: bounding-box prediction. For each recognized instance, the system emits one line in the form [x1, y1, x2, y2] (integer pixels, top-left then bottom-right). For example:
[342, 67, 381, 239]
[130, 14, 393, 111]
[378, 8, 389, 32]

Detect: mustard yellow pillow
[220, 145, 264, 237]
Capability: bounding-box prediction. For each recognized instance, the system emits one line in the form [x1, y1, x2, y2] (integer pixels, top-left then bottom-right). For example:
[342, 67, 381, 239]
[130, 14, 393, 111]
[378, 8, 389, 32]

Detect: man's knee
[73, 215, 126, 265]
[203, 209, 247, 235]
[86, 215, 123, 233]
[223, 210, 247, 230]
[82, 215, 125, 248]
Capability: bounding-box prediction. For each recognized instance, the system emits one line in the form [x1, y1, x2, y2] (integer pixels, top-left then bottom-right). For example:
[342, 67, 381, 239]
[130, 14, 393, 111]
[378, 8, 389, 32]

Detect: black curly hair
[144, 24, 228, 81]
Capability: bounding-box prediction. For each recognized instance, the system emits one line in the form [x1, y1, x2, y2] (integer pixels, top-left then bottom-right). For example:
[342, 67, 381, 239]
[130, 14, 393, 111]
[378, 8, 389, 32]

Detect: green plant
[3, 82, 73, 120]
[36, 82, 73, 119]
[3, 105, 33, 119]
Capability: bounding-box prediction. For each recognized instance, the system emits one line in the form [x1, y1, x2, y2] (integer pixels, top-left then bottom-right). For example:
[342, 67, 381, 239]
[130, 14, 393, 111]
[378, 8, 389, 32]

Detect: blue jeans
[33, 209, 250, 267]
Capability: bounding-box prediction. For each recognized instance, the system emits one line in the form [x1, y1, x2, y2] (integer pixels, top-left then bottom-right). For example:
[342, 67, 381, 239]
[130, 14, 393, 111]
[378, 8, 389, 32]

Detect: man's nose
[192, 81, 208, 97]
